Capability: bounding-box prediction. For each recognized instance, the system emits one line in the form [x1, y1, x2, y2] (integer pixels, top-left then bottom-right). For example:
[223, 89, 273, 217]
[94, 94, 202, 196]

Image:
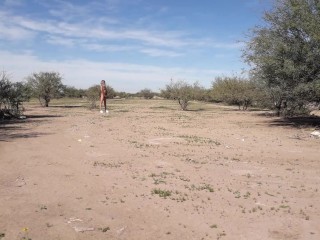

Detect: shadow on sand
[0, 131, 51, 142]
[49, 105, 85, 109]
[186, 108, 206, 112]
[0, 114, 61, 142]
[25, 114, 63, 119]
[269, 116, 320, 128]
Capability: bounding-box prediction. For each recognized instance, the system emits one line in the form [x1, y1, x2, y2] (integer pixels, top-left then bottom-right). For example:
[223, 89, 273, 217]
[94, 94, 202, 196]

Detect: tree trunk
[178, 99, 188, 110]
[38, 97, 44, 107]
[275, 101, 282, 116]
[44, 96, 50, 107]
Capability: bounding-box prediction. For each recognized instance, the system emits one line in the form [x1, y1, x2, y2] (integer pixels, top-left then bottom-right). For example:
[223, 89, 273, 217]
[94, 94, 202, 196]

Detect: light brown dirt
[0, 99, 319, 240]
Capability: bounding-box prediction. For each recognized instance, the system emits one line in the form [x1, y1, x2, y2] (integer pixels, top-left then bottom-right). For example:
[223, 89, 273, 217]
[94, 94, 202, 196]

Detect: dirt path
[0, 99, 319, 240]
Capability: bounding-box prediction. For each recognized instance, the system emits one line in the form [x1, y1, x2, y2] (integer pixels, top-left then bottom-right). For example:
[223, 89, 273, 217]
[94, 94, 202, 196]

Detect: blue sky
[0, 0, 272, 93]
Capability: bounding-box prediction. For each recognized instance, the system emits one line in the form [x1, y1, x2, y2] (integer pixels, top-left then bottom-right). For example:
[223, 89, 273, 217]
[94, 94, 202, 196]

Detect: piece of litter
[255, 202, 267, 207]
[78, 139, 82, 142]
[148, 137, 183, 145]
[73, 226, 94, 232]
[67, 217, 83, 223]
[117, 226, 127, 235]
[14, 177, 26, 187]
[310, 130, 320, 138]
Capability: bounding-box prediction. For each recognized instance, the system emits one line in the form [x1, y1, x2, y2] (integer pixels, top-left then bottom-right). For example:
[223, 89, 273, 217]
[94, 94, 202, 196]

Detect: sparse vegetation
[101, 227, 110, 232]
[1, 96, 319, 239]
[20, 228, 31, 240]
[161, 80, 206, 110]
[152, 188, 172, 198]
[136, 88, 156, 99]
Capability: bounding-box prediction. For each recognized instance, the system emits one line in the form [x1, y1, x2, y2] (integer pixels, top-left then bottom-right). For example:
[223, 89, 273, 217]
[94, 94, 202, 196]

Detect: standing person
[100, 80, 107, 113]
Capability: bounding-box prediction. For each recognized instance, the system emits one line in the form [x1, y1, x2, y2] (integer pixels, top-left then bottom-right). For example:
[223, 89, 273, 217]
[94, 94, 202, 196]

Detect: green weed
[152, 189, 172, 198]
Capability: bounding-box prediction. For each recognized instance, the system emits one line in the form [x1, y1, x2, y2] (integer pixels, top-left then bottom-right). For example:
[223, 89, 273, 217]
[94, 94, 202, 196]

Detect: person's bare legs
[100, 95, 104, 113]
[103, 97, 107, 112]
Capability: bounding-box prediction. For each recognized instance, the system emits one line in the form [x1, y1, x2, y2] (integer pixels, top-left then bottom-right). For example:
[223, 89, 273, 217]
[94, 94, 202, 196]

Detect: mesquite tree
[243, 0, 320, 116]
[161, 80, 203, 110]
[27, 72, 64, 107]
[0, 71, 31, 117]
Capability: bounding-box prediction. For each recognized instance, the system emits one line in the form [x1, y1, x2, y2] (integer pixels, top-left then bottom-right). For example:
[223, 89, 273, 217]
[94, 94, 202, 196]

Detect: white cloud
[48, 1, 91, 19]
[4, 0, 24, 7]
[46, 36, 76, 47]
[0, 50, 226, 92]
[140, 48, 182, 57]
[212, 42, 244, 49]
[1, 9, 240, 51]
[45, 36, 139, 52]
[81, 43, 136, 52]
[3, 11, 182, 47]
[47, 1, 119, 24]
[0, 22, 35, 40]
[0, 11, 35, 40]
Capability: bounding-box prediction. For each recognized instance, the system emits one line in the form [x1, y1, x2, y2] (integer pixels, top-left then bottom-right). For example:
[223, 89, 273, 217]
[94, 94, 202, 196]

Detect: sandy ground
[0, 99, 319, 240]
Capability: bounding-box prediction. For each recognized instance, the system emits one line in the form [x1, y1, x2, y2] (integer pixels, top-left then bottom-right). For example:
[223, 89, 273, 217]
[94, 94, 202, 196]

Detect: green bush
[62, 86, 85, 98]
[85, 84, 116, 109]
[0, 71, 31, 118]
[210, 76, 259, 110]
[161, 80, 205, 110]
[136, 88, 155, 99]
[243, 0, 320, 116]
[85, 85, 100, 109]
[27, 71, 64, 107]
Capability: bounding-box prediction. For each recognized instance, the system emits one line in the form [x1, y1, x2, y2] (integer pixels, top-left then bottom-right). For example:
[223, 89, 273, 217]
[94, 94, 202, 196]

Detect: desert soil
[0, 99, 319, 240]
